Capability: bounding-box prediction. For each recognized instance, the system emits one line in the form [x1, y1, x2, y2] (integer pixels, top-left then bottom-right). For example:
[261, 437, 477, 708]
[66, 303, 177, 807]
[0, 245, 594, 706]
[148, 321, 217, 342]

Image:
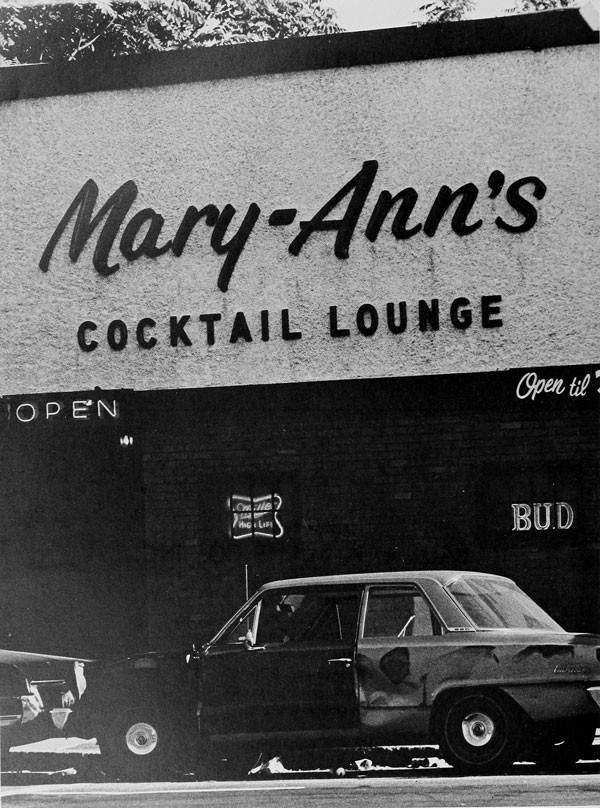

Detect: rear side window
[363, 587, 439, 637]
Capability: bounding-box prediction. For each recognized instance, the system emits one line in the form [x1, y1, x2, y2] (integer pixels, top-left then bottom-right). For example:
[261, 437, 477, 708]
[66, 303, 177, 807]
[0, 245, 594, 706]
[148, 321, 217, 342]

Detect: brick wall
[2, 370, 594, 657]
[138, 369, 600, 647]
[0, 395, 147, 657]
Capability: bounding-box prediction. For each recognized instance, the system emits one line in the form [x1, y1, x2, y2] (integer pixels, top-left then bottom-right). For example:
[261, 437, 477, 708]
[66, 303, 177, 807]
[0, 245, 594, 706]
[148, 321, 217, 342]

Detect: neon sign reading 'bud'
[511, 502, 574, 532]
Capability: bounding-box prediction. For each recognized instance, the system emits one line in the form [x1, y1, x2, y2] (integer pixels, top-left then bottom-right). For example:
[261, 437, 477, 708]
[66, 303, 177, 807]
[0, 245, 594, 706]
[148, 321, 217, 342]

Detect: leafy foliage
[510, 0, 574, 9]
[0, 0, 580, 65]
[418, 0, 576, 23]
[0, 0, 341, 64]
[419, 0, 474, 23]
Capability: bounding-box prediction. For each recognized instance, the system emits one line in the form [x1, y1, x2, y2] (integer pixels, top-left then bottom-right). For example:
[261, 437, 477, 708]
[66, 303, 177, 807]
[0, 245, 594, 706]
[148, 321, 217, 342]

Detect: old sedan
[78, 571, 600, 778]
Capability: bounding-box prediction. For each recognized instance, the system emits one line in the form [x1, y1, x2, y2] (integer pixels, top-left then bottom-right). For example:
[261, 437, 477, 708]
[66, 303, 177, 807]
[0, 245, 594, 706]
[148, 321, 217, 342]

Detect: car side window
[255, 589, 360, 645]
[220, 604, 259, 645]
[363, 587, 439, 637]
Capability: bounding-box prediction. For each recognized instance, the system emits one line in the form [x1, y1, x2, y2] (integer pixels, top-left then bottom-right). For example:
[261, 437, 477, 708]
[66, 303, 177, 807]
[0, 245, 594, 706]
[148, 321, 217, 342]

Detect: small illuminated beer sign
[511, 501, 574, 531]
[230, 493, 284, 540]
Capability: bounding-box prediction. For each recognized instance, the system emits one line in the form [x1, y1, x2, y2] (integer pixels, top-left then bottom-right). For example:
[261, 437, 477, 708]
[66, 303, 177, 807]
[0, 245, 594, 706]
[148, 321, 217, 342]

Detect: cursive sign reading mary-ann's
[39, 161, 547, 293]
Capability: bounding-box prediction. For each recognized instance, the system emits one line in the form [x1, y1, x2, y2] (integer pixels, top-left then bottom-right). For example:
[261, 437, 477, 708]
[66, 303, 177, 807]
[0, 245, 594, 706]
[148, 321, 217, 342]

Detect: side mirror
[243, 630, 255, 649]
[185, 644, 204, 668]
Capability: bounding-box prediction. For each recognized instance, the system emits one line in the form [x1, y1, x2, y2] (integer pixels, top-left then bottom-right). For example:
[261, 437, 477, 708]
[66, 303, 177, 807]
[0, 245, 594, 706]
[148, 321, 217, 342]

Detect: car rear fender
[498, 683, 599, 723]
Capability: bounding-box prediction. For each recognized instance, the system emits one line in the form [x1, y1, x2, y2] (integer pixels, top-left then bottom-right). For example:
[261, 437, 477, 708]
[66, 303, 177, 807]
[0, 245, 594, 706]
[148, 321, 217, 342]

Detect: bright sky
[327, 0, 521, 30]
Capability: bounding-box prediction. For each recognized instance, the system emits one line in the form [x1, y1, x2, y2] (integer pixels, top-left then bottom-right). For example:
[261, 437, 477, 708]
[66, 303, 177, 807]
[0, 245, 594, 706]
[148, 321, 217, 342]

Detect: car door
[357, 584, 446, 742]
[200, 585, 362, 743]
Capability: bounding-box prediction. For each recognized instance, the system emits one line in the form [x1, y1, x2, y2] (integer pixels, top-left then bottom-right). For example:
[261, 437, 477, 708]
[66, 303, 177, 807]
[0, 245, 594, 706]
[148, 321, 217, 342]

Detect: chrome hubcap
[125, 722, 158, 756]
[462, 712, 494, 747]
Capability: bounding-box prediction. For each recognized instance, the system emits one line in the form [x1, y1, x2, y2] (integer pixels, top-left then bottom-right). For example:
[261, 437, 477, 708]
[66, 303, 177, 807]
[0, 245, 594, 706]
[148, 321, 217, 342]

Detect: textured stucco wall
[0, 43, 598, 395]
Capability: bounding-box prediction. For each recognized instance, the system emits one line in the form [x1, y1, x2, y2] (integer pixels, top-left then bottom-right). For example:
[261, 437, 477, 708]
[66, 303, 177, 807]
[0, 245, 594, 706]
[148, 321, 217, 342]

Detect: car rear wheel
[436, 692, 520, 774]
[97, 709, 176, 781]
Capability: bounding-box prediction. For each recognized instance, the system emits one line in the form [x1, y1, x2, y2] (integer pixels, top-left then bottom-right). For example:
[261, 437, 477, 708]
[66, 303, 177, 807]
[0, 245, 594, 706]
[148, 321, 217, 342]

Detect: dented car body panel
[356, 632, 600, 737]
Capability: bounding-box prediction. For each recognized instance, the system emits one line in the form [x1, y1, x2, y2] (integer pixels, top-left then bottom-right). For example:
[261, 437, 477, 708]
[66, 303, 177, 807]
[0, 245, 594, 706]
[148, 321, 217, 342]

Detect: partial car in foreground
[0, 650, 87, 766]
[74, 570, 600, 779]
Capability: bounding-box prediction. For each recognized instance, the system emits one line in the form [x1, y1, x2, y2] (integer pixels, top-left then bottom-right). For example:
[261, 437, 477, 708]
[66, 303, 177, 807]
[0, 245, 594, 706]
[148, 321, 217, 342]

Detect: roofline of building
[0, 5, 598, 104]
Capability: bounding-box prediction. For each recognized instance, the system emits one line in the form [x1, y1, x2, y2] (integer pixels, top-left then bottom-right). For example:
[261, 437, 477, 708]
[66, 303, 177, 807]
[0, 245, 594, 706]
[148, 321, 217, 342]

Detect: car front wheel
[436, 692, 520, 774]
[97, 709, 175, 781]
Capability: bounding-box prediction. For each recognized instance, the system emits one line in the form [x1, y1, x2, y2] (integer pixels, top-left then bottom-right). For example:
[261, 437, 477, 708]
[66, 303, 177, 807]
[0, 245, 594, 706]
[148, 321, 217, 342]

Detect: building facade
[0, 7, 598, 656]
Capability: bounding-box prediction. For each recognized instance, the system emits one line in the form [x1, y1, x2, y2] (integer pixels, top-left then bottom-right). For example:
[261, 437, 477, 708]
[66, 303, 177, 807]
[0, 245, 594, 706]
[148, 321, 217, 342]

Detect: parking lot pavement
[2, 735, 599, 786]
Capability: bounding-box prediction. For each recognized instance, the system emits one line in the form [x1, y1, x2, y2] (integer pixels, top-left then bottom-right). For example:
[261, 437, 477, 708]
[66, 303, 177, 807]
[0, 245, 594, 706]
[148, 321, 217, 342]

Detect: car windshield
[447, 577, 564, 631]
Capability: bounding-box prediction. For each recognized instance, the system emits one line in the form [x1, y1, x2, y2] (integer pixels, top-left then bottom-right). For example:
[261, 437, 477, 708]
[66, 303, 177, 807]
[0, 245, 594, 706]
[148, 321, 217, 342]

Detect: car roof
[258, 570, 512, 591]
[0, 650, 92, 665]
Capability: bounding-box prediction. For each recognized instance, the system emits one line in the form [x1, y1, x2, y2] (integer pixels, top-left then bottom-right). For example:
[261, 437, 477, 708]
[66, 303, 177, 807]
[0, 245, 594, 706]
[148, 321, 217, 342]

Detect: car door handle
[328, 657, 352, 667]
